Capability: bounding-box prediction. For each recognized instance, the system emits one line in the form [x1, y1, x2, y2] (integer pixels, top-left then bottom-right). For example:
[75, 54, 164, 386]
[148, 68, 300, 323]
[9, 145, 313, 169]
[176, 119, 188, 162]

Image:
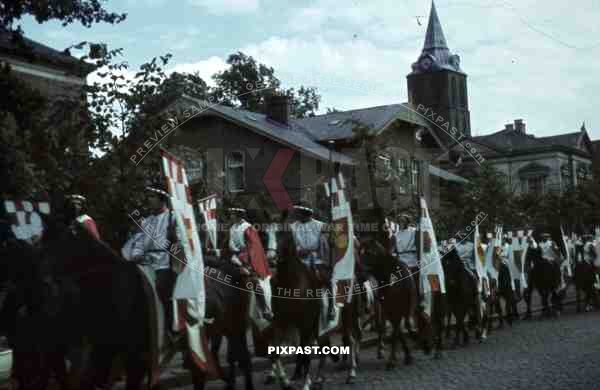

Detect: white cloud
[187, 0, 259, 14]
[169, 56, 229, 86]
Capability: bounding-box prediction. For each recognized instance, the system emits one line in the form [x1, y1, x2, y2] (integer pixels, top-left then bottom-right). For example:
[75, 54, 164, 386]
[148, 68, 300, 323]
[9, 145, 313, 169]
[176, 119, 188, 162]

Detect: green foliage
[1, 0, 126, 31]
[211, 51, 321, 118]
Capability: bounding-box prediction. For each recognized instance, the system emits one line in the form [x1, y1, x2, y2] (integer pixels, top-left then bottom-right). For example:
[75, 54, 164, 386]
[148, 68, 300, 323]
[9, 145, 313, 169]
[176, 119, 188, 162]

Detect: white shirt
[291, 219, 324, 252]
[394, 227, 418, 267]
[456, 241, 475, 269]
[229, 219, 252, 253]
[540, 240, 557, 261]
[584, 242, 596, 263]
[140, 209, 173, 270]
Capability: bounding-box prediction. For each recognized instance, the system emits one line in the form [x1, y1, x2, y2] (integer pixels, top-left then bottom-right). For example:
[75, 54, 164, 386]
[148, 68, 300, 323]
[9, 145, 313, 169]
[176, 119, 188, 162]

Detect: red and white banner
[474, 224, 488, 295]
[160, 149, 212, 374]
[320, 173, 355, 336]
[324, 172, 355, 284]
[419, 197, 446, 317]
[3, 200, 50, 242]
[198, 194, 219, 253]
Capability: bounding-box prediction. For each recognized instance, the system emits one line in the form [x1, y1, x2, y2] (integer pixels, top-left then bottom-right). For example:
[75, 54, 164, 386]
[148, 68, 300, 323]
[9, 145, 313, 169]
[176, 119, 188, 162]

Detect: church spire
[423, 0, 448, 51]
[411, 0, 462, 74]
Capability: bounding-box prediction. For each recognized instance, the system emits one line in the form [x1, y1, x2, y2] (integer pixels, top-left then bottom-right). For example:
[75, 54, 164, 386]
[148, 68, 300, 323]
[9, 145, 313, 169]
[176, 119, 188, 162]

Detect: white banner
[474, 224, 488, 295]
[160, 149, 210, 371]
[198, 194, 219, 253]
[419, 197, 446, 317]
[325, 173, 355, 282]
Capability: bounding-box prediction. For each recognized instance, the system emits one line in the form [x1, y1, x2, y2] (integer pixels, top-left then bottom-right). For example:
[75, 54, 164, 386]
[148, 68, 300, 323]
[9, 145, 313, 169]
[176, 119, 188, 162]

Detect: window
[375, 153, 392, 180]
[411, 160, 420, 192]
[226, 151, 245, 192]
[397, 159, 409, 194]
[523, 176, 544, 196]
[452, 78, 458, 106]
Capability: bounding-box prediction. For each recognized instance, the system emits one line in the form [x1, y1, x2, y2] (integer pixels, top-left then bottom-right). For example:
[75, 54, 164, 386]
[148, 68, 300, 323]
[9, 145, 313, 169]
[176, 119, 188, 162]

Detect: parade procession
[2, 1, 600, 389]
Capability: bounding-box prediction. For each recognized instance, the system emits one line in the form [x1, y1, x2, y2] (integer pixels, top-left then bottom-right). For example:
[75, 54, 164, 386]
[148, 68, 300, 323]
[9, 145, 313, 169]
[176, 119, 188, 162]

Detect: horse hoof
[312, 381, 323, 390]
[264, 375, 276, 385]
[404, 355, 414, 365]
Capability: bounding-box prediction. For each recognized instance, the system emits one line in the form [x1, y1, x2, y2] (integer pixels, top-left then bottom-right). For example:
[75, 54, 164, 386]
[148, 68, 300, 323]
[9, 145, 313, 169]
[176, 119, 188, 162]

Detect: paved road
[169, 306, 600, 390]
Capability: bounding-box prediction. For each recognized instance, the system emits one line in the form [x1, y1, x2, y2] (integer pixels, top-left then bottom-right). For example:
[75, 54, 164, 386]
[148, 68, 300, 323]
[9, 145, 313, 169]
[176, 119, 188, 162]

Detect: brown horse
[359, 237, 432, 368]
[268, 227, 322, 390]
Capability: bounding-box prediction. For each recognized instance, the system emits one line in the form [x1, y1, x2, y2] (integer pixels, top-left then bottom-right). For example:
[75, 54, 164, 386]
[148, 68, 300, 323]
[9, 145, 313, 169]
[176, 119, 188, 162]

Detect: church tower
[407, 1, 471, 144]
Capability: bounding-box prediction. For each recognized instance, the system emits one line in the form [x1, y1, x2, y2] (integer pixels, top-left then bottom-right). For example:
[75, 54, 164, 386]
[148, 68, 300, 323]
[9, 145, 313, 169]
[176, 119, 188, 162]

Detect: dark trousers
[156, 269, 177, 333]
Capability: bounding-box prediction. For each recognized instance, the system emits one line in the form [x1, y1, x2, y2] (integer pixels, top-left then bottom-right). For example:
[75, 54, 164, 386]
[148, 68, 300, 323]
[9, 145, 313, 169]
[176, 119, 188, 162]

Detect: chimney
[266, 94, 290, 126]
[514, 119, 525, 134]
[505, 123, 514, 131]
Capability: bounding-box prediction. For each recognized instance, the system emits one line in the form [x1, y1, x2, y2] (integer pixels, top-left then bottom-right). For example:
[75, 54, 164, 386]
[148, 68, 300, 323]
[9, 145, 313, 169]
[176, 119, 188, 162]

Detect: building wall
[168, 114, 331, 215]
[1, 56, 87, 101]
[461, 151, 592, 195]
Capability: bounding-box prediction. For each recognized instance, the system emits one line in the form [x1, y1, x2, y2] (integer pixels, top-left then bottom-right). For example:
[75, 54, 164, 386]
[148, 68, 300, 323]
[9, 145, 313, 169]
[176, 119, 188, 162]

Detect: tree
[212, 51, 321, 118]
[1, 0, 126, 31]
[285, 86, 320, 118]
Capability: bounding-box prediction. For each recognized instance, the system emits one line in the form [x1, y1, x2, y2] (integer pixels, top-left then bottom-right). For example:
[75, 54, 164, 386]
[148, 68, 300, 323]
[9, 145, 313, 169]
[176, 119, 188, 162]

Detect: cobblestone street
[170, 306, 600, 390]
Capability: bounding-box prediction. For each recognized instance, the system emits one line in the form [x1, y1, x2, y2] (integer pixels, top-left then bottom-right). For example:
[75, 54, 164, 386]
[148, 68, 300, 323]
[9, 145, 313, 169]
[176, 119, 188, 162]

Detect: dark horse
[523, 242, 563, 318]
[573, 243, 598, 312]
[441, 248, 482, 347]
[191, 255, 257, 390]
[0, 237, 72, 390]
[359, 237, 432, 368]
[269, 228, 322, 390]
[37, 215, 156, 389]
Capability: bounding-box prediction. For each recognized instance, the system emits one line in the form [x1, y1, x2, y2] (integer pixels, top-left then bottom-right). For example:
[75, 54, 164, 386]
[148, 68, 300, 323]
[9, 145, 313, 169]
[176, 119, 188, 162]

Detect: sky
[18, 0, 600, 140]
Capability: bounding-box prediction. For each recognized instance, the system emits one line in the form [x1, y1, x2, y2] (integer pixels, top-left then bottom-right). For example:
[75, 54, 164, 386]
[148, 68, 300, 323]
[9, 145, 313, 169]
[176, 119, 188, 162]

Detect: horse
[268, 227, 322, 390]
[191, 255, 257, 390]
[0, 237, 71, 390]
[34, 214, 156, 390]
[359, 237, 433, 369]
[573, 242, 599, 313]
[313, 237, 371, 386]
[441, 248, 482, 347]
[523, 244, 563, 318]
[573, 259, 598, 313]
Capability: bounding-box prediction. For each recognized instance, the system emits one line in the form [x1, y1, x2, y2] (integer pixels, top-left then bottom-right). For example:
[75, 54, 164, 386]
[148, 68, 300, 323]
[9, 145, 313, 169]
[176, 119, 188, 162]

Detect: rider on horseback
[454, 236, 477, 281]
[226, 207, 273, 321]
[66, 194, 100, 240]
[583, 234, 596, 264]
[290, 203, 336, 321]
[392, 214, 419, 290]
[540, 233, 560, 262]
[130, 184, 178, 339]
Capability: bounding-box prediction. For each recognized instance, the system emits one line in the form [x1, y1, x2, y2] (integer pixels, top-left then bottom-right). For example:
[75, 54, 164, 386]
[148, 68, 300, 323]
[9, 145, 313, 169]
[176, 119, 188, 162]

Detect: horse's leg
[225, 336, 238, 390]
[190, 365, 207, 390]
[376, 302, 385, 360]
[47, 350, 69, 390]
[125, 350, 147, 390]
[433, 293, 444, 359]
[239, 332, 255, 390]
[272, 356, 292, 390]
[298, 329, 314, 390]
[398, 318, 413, 366]
[386, 321, 398, 370]
[314, 336, 327, 387]
[523, 288, 533, 319]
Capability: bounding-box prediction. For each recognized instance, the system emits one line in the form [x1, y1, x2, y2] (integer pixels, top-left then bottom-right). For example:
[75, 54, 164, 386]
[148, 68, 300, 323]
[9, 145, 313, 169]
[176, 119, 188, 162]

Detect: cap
[145, 186, 170, 198]
[67, 194, 86, 202]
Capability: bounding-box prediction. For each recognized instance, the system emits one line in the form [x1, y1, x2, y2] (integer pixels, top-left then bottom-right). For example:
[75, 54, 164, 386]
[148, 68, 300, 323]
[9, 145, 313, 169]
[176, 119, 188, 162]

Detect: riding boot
[328, 281, 336, 321]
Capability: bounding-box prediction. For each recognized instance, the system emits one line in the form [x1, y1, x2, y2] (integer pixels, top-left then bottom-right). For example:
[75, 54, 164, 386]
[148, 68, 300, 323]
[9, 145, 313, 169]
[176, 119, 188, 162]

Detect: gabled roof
[174, 96, 355, 165]
[294, 103, 431, 141]
[470, 127, 593, 158]
[0, 28, 94, 75]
